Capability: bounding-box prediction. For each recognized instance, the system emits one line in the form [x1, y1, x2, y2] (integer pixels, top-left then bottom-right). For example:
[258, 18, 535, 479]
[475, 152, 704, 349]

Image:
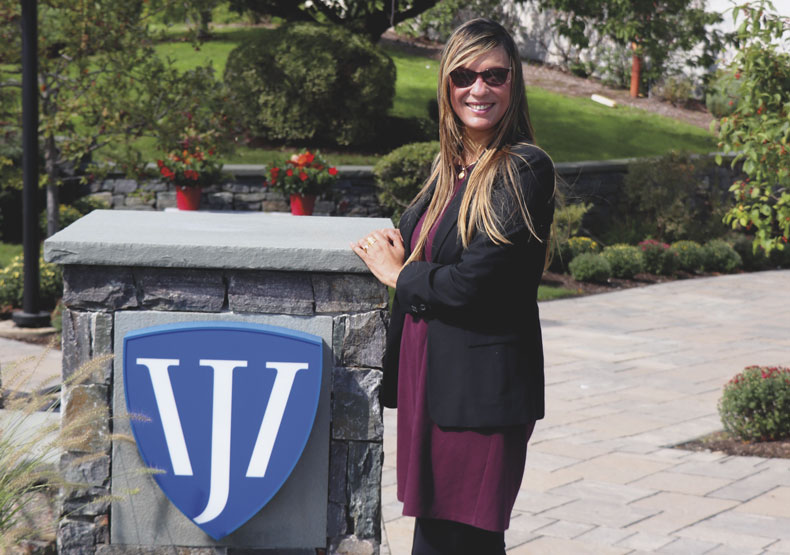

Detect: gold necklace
[457, 149, 486, 180]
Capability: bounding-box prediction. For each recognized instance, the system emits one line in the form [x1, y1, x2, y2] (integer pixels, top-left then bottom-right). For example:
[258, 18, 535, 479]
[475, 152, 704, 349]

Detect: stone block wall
[58, 265, 389, 555]
[86, 167, 384, 218]
[80, 155, 741, 236]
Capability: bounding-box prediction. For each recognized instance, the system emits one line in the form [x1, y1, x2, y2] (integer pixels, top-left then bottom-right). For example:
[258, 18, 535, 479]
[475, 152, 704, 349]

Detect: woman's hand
[351, 228, 405, 288]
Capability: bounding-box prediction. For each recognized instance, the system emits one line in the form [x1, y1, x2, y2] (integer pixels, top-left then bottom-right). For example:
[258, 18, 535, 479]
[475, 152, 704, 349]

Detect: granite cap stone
[43, 210, 393, 273]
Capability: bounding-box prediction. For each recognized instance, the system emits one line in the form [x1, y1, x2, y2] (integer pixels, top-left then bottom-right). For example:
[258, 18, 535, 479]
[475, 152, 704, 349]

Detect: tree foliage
[0, 0, 235, 235]
[533, 0, 726, 86]
[227, 0, 441, 41]
[715, 1, 790, 254]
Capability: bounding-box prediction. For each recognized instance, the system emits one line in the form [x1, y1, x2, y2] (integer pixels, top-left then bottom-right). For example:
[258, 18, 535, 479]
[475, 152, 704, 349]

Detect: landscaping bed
[676, 431, 790, 460]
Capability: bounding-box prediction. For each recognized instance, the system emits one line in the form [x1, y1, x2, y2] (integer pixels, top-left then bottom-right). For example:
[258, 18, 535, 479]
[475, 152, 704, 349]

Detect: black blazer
[382, 143, 556, 428]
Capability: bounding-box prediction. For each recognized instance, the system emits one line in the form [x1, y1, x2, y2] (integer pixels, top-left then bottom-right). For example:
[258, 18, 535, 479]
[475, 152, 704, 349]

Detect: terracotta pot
[289, 194, 316, 216]
[175, 186, 202, 210]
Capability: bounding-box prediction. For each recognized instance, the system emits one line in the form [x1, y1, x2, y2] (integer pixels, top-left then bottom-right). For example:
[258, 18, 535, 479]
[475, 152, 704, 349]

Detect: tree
[533, 0, 726, 97]
[715, 1, 790, 254]
[227, 0, 442, 41]
[0, 0, 234, 237]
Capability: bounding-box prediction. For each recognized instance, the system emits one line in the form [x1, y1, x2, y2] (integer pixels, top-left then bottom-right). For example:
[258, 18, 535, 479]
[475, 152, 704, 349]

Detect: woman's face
[449, 46, 512, 147]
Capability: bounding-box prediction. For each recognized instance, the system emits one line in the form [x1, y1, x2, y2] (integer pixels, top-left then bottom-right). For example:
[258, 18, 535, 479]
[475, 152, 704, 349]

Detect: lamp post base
[12, 311, 52, 328]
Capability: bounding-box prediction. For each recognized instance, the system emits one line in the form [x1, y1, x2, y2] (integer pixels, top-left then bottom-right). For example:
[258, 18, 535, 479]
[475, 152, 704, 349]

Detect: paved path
[382, 270, 790, 554]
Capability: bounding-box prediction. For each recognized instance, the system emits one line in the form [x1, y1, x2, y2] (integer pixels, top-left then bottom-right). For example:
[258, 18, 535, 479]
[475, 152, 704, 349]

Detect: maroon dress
[396, 175, 536, 532]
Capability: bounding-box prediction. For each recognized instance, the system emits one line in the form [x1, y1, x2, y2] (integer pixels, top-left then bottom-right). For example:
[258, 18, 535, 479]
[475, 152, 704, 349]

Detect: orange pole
[630, 41, 641, 98]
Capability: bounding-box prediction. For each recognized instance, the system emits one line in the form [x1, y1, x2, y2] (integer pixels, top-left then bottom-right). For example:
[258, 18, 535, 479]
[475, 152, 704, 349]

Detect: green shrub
[568, 253, 611, 283]
[670, 240, 705, 273]
[768, 244, 790, 269]
[705, 69, 740, 118]
[719, 366, 790, 442]
[654, 75, 693, 107]
[703, 239, 742, 273]
[638, 239, 677, 275]
[550, 204, 593, 272]
[728, 234, 770, 271]
[373, 141, 439, 224]
[0, 254, 62, 310]
[552, 235, 599, 273]
[223, 22, 396, 147]
[39, 195, 110, 235]
[601, 244, 644, 279]
[616, 151, 731, 244]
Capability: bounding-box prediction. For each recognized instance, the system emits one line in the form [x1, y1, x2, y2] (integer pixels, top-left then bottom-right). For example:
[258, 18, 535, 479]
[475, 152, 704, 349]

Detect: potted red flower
[156, 139, 224, 210]
[265, 150, 339, 215]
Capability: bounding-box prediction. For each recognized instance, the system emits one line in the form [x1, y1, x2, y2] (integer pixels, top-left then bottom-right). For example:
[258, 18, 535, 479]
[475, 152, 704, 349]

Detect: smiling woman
[352, 18, 556, 555]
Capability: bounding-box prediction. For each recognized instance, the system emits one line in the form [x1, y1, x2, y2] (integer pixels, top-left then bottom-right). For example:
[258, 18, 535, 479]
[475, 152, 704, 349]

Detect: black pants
[411, 517, 506, 555]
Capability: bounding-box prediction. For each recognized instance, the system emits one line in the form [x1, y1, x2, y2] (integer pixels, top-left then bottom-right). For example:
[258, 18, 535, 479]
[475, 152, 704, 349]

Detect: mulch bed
[540, 269, 702, 297]
[675, 431, 790, 460]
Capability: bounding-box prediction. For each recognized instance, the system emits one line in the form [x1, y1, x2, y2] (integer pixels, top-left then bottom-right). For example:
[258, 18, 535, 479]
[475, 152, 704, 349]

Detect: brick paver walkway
[382, 270, 790, 554]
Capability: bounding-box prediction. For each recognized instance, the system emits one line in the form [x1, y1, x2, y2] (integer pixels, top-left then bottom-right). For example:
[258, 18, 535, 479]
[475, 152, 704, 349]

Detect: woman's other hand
[351, 228, 405, 288]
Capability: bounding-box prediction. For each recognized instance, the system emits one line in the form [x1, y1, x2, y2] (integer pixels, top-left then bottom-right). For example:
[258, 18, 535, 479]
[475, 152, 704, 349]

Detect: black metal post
[13, 0, 49, 328]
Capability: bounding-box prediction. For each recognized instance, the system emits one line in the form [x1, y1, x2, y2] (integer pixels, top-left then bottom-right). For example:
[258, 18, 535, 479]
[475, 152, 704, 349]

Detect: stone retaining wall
[48, 211, 393, 555]
[82, 155, 740, 235]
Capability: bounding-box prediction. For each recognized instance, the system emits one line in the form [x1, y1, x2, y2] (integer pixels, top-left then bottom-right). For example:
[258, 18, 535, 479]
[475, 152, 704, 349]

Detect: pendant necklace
[457, 149, 486, 180]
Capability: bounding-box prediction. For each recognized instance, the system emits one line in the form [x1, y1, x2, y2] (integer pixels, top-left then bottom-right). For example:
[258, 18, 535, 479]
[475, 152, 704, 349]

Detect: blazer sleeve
[394, 147, 555, 314]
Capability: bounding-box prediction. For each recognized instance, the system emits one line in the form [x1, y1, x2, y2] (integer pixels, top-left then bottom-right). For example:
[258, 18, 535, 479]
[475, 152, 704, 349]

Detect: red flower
[286, 169, 293, 177]
[328, 167, 338, 176]
[270, 167, 280, 176]
[299, 171, 308, 181]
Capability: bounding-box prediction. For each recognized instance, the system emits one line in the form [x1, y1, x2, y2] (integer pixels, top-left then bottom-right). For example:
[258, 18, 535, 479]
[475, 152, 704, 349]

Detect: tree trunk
[630, 42, 641, 98]
[44, 134, 59, 238]
[198, 10, 212, 41]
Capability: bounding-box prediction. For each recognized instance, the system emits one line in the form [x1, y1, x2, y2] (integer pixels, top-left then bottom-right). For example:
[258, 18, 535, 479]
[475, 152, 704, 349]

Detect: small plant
[555, 235, 601, 272]
[265, 150, 339, 197]
[728, 233, 770, 271]
[568, 253, 611, 283]
[653, 75, 694, 107]
[638, 239, 677, 275]
[0, 254, 62, 310]
[719, 365, 790, 442]
[601, 244, 644, 279]
[156, 139, 223, 188]
[669, 240, 705, 273]
[703, 239, 742, 273]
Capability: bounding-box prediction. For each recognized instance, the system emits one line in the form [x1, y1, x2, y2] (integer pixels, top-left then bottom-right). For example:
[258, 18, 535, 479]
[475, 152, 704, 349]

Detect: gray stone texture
[228, 271, 314, 315]
[207, 191, 233, 210]
[334, 312, 387, 369]
[332, 368, 383, 441]
[60, 453, 110, 485]
[62, 384, 110, 454]
[63, 266, 138, 311]
[329, 441, 349, 504]
[347, 442, 382, 540]
[137, 268, 225, 311]
[329, 535, 378, 555]
[45, 212, 394, 274]
[58, 516, 109, 554]
[313, 274, 388, 314]
[97, 549, 224, 555]
[62, 310, 113, 384]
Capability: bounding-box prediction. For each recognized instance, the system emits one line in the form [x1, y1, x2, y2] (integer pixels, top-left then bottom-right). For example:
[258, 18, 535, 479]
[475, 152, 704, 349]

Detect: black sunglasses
[449, 67, 511, 88]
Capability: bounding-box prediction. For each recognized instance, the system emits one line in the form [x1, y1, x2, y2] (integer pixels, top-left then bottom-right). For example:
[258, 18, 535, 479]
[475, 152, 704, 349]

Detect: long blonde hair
[404, 18, 551, 266]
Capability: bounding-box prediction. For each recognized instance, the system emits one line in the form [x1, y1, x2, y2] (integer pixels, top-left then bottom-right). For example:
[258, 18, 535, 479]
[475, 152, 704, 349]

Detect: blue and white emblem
[123, 322, 323, 540]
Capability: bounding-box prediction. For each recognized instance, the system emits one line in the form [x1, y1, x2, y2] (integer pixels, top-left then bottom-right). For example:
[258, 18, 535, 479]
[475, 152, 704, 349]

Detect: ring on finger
[366, 236, 377, 247]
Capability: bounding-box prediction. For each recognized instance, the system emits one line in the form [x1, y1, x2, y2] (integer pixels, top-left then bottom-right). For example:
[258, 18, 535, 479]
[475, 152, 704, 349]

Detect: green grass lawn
[0, 243, 23, 268]
[146, 26, 714, 166]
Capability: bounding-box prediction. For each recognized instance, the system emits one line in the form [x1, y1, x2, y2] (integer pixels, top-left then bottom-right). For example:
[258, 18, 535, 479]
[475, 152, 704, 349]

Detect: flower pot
[176, 186, 202, 210]
[289, 194, 316, 216]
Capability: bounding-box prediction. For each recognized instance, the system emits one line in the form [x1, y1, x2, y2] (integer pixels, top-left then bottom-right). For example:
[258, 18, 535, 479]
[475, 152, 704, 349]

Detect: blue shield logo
[123, 322, 323, 540]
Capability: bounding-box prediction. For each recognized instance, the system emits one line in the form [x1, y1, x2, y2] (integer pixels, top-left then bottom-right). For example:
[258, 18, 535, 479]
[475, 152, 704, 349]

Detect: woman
[352, 18, 555, 555]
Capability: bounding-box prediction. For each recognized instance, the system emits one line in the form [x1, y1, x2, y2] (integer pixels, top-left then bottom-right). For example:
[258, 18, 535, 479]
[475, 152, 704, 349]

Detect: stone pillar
[45, 210, 391, 555]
